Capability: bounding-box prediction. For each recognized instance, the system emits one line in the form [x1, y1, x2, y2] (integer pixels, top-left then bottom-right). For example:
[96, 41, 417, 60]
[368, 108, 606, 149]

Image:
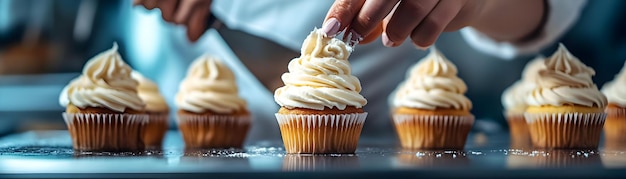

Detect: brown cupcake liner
[505, 112, 532, 149]
[604, 107, 626, 143]
[606, 106, 626, 117]
[282, 154, 360, 171]
[142, 114, 169, 149]
[63, 112, 149, 152]
[524, 112, 606, 149]
[176, 114, 250, 149]
[275, 113, 367, 154]
[392, 114, 474, 150]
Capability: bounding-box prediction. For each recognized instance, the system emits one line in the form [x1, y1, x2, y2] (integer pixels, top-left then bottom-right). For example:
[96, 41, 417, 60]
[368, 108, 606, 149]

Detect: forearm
[472, 0, 547, 43]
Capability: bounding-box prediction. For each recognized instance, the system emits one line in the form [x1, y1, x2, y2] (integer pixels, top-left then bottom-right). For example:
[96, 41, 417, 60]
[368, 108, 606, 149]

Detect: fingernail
[382, 33, 395, 47]
[322, 18, 341, 37]
[415, 45, 430, 51]
[349, 29, 363, 46]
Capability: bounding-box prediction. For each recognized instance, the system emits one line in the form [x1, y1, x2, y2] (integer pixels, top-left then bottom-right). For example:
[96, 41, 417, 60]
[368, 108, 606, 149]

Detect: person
[130, 0, 586, 143]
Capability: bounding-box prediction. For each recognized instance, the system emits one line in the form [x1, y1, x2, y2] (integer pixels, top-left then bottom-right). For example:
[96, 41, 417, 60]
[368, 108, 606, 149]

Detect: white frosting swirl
[526, 43, 607, 108]
[501, 57, 544, 112]
[393, 48, 472, 110]
[132, 71, 169, 112]
[176, 55, 247, 114]
[274, 28, 367, 110]
[62, 43, 145, 112]
[59, 77, 79, 107]
[521, 56, 546, 83]
[501, 81, 535, 113]
[602, 61, 626, 107]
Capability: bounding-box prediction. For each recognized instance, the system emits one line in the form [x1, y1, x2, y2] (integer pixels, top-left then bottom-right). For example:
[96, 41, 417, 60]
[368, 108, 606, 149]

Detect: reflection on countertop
[1, 130, 626, 178]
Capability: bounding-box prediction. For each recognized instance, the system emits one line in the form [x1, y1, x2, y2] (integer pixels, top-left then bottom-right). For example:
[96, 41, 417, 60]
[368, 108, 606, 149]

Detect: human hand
[133, 0, 213, 42]
[323, 0, 487, 48]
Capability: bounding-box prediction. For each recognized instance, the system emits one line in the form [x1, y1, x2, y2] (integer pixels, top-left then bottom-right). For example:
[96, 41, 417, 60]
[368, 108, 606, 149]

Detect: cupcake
[600, 61, 626, 143]
[59, 43, 148, 152]
[274, 28, 368, 154]
[175, 55, 250, 149]
[131, 71, 170, 149]
[501, 56, 545, 148]
[525, 43, 607, 149]
[391, 48, 474, 150]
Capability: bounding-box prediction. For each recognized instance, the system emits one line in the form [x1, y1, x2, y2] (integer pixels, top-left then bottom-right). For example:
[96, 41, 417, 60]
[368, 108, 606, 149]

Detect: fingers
[350, 0, 399, 41]
[136, 0, 212, 42]
[186, 3, 211, 42]
[158, 0, 179, 22]
[173, 0, 198, 25]
[133, 0, 144, 6]
[360, 22, 383, 44]
[324, 0, 398, 45]
[143, 0, 158, 10]
[382, 0, 439, 47]
[411, 0, 465, 48]
[323, 0, 366, 37]
[326, 0, 473, 48]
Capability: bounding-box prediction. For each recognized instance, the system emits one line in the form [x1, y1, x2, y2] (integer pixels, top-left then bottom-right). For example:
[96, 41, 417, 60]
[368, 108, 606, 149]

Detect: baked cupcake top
[526, 44, 607, 108]
[393, 48, 472, 111]
[176, 55, 247, 114]
[131, 71, 169, 113]
[501, 57, 545, 113]
[601, 61, 626, 107]
[274, 28, 367, 110]
[60, 43, 145, 112]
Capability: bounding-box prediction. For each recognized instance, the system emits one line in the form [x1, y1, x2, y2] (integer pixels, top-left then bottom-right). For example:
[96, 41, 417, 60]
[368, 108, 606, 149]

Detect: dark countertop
[1, 130, 625, 178]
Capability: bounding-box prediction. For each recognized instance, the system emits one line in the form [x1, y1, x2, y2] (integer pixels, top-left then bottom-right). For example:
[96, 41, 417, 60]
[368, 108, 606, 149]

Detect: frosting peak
[411, 47, 458, 77]
[393, 48, 472, 110]
[274, 28, 367, 110]
[61, 43, 145, 112]
[527, 43, 607, 108]
[546, 44, 595, 76]
[176, 55, 247, 114]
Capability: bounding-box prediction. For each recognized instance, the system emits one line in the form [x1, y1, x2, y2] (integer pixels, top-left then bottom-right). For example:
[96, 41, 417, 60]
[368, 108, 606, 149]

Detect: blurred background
[0, 0, 625, 138]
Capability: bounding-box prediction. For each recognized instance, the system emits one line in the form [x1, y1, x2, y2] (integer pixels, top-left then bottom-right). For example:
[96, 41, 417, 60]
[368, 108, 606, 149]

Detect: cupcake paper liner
[524, 112, 606, 149]
[275, 113, 367, 154]
[142, 114, 169, 149]
[63, 112, 149, 152]
[392, 114, 474, 150]
[505, 112, 531, 149]
[176, 114, 250, 149]
[604, 107, 626, 143]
